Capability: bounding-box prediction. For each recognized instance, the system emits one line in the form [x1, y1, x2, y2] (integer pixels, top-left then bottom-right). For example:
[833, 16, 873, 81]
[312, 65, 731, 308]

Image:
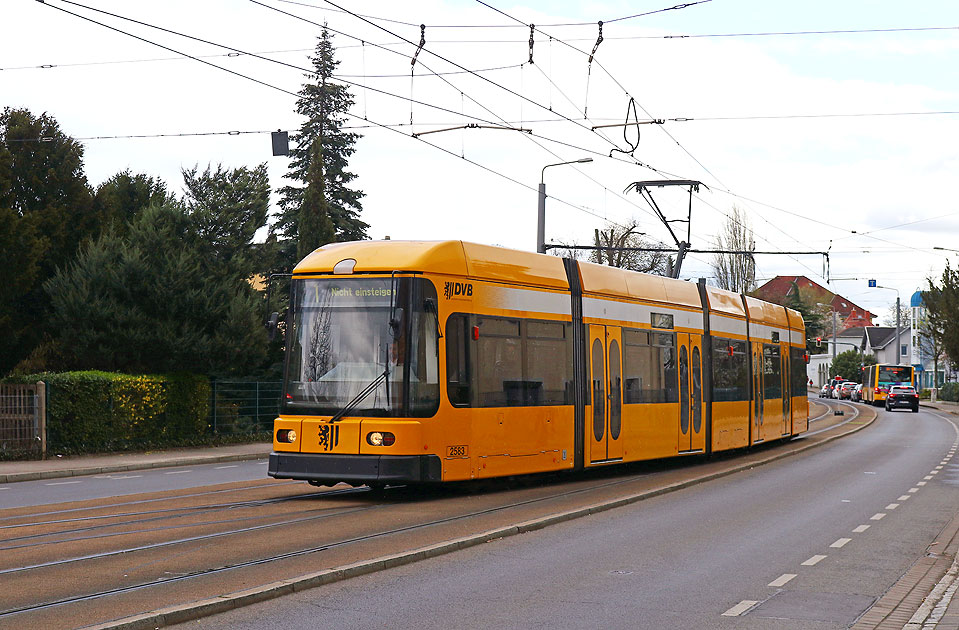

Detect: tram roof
[294, 240, 570, 289]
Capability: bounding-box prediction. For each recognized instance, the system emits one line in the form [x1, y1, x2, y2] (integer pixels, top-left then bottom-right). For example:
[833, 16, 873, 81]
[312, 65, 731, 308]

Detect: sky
[5, 0, 959, 323]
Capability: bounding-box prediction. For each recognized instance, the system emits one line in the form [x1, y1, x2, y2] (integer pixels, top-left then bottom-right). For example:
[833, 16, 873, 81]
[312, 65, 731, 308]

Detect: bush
[940, 382, 959, 403]
[6, 371, 210, 454]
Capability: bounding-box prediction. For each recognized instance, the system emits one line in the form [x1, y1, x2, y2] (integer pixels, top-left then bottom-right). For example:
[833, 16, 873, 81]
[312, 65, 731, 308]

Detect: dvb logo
[444, 282, 473, 300]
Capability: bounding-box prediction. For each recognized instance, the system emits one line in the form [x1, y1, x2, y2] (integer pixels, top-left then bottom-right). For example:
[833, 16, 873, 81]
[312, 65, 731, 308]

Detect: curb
[0, 451, 270, 484]
[84, 405, 877, 630]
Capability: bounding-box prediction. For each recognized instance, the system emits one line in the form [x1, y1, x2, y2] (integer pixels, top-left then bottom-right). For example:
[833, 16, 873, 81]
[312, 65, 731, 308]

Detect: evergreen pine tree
[275, 26, 366, 264]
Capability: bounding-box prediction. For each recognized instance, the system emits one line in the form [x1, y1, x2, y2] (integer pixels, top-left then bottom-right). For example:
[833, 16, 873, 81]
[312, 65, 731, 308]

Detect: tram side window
[476, 318, 523, 407]
[622, 329, 678, 403]
[526, 321, 573, 405]
[711, 338, 748, 401]
[763, 344, 782, 400]
[467, 316, 575, 407]
[790, 347, 807, 397]
[446, 314, 471, 406]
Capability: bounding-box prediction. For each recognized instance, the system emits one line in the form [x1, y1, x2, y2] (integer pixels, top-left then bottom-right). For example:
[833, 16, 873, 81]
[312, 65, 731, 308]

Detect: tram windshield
[283, 277, 439, 417]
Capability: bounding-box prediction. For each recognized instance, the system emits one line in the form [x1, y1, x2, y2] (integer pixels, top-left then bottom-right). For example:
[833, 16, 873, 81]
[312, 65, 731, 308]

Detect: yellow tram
[269, 240, 809, 486]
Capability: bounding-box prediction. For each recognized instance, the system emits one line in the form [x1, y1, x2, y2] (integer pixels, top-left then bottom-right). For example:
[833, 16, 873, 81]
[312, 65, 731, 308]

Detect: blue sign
[868, 279, 877, 287]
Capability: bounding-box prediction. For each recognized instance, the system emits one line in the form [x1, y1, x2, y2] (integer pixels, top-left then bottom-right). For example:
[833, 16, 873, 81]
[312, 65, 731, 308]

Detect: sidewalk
[922, 398, 959, 414]
[0, 441, 272, 484]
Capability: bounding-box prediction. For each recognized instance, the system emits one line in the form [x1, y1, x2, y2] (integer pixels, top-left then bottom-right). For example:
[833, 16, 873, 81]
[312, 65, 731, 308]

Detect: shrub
[6, 371, 210, 454]
[940, 382, 959, 403]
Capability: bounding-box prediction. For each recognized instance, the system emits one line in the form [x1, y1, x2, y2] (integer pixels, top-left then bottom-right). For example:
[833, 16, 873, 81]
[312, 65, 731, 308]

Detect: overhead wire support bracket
[528, 24, 535, 63]
[412, 123, 532, 138]
[588, 21, 604, 63]
[624, 179, 706, 278]
[411, 24, 426, 67]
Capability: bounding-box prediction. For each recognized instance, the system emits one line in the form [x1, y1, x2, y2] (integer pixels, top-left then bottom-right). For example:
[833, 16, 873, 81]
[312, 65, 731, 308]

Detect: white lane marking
[45, 480, 81, 486]
[0, 487, 9, 491]
[899, 495, 912, 501]
[853, 525, 871, 533]
[936, 466, 944, 470]
[802, 555, 827, 566]
[164, 470, 192, 475]
[103, 475, 142, 480]
[214, 465, 239, 469]
[841, 499, 851, 503]
[257, 462, 268, 465]
[831, 538, 852, 548]
[723, 600, 759, 617]
[768, 574, 797, 587]
[925, 475, 934, 480]
[918, 482, 927, 486]
[871, 513, 887, 520]
[909, 487, 920, 492]
[931, 471, 940, 475]
[886, 504, 900, 510]
[865, 471, 877, 475]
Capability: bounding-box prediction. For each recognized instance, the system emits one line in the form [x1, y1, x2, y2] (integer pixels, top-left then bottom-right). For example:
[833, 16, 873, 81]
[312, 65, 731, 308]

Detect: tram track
[0, 398, 877, 630]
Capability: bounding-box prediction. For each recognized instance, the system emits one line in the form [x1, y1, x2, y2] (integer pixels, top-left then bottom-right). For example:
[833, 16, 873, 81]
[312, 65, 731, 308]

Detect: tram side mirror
[265, 311, 279, 341]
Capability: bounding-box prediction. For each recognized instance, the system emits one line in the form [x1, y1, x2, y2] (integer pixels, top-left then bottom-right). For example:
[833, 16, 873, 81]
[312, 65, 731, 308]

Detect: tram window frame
[449, 314, 574, 408]
[622, 328, 678, 404]
[763, 344, 783, 400]
[445, 313, 471, 407]
[711, 337, 749, 402]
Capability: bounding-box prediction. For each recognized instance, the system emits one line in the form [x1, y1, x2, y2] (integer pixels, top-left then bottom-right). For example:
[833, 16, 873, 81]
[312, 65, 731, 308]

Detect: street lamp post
[869, 280, 901, 364]
[537, 158, 593, 254]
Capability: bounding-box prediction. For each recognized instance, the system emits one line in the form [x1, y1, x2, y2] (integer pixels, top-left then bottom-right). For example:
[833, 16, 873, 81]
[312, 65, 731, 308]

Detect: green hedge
[11, 371, 210, 454]
[940, 382, 959, 403]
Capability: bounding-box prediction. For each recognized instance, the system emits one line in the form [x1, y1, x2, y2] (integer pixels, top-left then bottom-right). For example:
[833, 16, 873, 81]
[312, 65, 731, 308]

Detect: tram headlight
[367, 432, 395, 447]
[276, 429, 297, 443]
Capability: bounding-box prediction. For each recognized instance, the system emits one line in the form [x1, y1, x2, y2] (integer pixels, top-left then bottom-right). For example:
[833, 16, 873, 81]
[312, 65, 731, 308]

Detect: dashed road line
[899, 495, 912, 501]
[163, 470, 192, 475]
[871, 513, 887, 520]
[853, 524, 871, 533]
[215, 465, 239, 470]
[886, 503, 900, 510]
[723, 600, 759, 616]
[925, 475, 934, 480]
[45, 480, 82, 486]
[802, 555, 827, 566]
[831, 538, 852, 548]
[768, 574, 797, 587]
[917, 481, 927, 486]
[930, 471, 939, 475]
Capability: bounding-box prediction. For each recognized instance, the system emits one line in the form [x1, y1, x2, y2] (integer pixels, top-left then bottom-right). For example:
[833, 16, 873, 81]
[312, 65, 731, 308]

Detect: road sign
[868, 279, 877, 287]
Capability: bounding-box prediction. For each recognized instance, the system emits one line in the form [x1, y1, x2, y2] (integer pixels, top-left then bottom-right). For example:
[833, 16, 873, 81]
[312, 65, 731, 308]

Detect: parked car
[819, 384, 831, 398]
[885, 385, 919, 413]
[851, 384, 863, 403]
[839, 381, 857, 400]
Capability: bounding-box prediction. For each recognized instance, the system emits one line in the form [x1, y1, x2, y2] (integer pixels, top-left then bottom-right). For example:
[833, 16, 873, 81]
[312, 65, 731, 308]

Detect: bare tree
[549, 218, 669, 275]
[591, 218, 670, 274]
[711, 205, 756, 293]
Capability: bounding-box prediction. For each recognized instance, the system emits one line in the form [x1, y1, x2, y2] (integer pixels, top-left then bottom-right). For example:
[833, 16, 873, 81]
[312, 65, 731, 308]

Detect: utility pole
[832, 310, 838, 368]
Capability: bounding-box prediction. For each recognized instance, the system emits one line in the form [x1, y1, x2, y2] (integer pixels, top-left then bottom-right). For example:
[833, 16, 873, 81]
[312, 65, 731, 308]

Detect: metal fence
[210, 381, 282, 435]
[0, 382, 46, 457]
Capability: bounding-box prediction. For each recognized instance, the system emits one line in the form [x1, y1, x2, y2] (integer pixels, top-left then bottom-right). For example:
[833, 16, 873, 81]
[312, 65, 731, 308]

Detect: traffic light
[816, 336, 822, 348]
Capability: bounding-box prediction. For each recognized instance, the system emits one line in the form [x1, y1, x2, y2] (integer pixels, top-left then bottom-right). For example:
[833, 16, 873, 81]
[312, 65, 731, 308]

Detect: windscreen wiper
[329, 368, 389, 424]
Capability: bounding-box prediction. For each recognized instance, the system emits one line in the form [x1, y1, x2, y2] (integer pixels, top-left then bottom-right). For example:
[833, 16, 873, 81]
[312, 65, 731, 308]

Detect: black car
[885, 385, 919, 413]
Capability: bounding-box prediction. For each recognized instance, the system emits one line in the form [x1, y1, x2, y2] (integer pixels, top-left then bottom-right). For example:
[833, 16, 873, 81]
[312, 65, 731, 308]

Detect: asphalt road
[170, 406, 959, 630]
[0, 459, 271, 508]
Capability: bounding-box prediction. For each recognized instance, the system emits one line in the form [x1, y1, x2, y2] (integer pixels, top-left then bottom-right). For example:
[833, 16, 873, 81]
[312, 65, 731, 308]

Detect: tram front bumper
[268, 452, 442, 485]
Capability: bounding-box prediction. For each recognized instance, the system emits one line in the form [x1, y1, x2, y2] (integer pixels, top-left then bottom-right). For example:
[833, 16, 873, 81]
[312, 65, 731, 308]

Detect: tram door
[587, 325, 624, 463]
[677, 333, 705, 453]
[751, 342, 764, 443]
